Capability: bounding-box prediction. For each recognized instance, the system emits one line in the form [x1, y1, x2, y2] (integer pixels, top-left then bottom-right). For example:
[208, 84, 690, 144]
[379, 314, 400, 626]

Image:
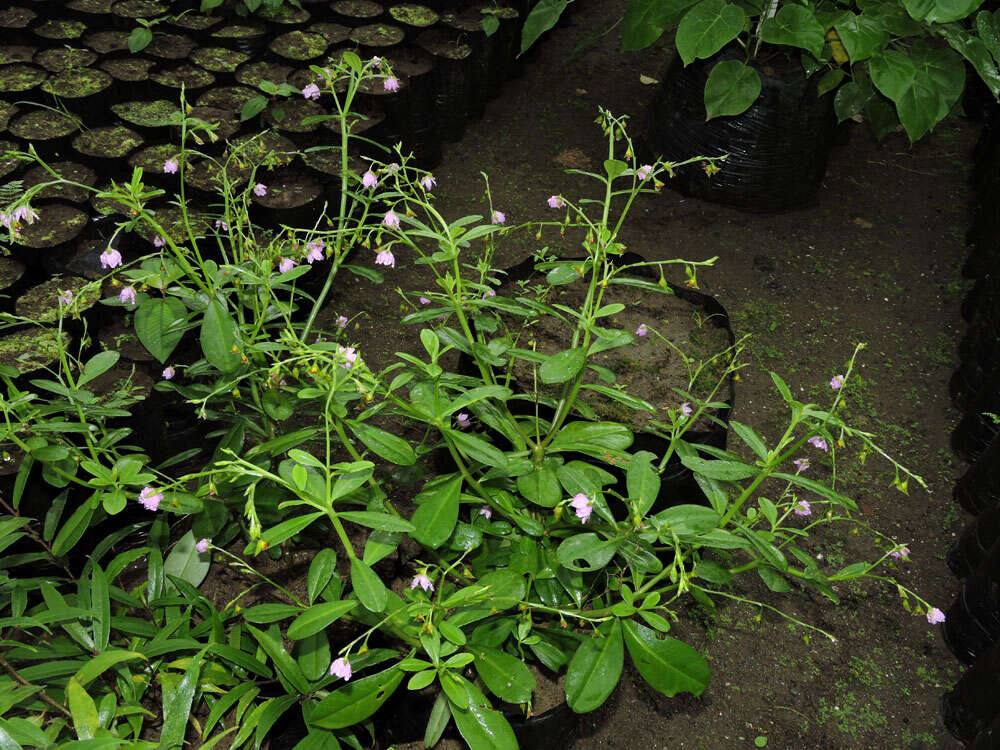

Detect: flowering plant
[0, 67, 942, 748]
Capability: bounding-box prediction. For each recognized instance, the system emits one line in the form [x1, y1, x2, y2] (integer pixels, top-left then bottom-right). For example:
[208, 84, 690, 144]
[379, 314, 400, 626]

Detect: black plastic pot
[40, 68, 114, 126]
[32, 46, 97, 73]
[441, 9, 490, 120]
[349, 24, 405, 59]
[955, 436, 1000, 515]
[943, 539, 1000, 664]
[8, 202, 90, 272]
[952, 395, 1000, 463]
[643, 48, 838, 212]
[249, 168, 325, 230]
[210, 24, 271, 56]
[385, 46, 442, 168]
[8, 110, 79, 162]
[416, 28, 471, 142]
[330, 0, 385, 26]
[22, 161, 97, 204]
[949, 500, 1000, 577]
[942, 635, 1000, 741]
[0, 7, 38, 46]
[970, 710, 1000, 750]
[0, 45, 37, 66]
[0, 63, 49, 108]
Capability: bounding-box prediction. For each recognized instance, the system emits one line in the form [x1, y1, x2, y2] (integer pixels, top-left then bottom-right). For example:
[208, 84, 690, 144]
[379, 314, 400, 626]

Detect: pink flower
[479, 506, 492, 520]
[163, 159, 179, 174]
[154, 236, 165, 248]
[455, 412, 471, 428]
[196, 538, 211, 553]
[807, 436, 828, 452]
[138, 487, 163, 512]
[830, 374, 845, 390]
[336, 315, 348, 329]
[793, 500, 811, 517]
[278, 257, 296, 274]
[547, 195, 565, 208]
[491, 210, 505, 225]
[410, 573, 434, 592]
[58, 290, 73, 305]
[636, 323, 649, 337]
[119, 286, 137, 305]
[890, 546, 910, 560]
[384, 76, 400, 92]
[253, 183, 267, 197]
[375, 249, 395, 268]
[637, 164, 653, 180]
[362, 171, 378, 189]
[387, 162, 400, 173]
[570, 493, 594, 523]
[302, 83, 321, 100]
[338, 345, 358, 369]
[680, 402, 693, 418]
[419, 296, 431, 305]
[793, 457, 810, 473]
[371, 56, 382, 67]
[482, 289, 496, 298]
[162, 366, 176, 380]
[305, 240, 324, 263]
[100, 248, 123, 269]
[420, 174, 436, 191]
[215, 219, 228, 231]
[382, 210, 400, 229]
[926, 607, 946, 625]
[11, 205, 38, 225]
[329, 657, 352, 680]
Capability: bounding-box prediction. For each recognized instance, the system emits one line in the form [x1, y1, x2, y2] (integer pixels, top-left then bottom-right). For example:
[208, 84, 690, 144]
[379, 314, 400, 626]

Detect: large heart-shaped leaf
[704, 59, 761, 119]
[759, 5, 826, 58]
[622, 0, 701, 50]
[869, 46, 965, 141]
[675, 0, 745, 66]
[834, 12, 889, 61]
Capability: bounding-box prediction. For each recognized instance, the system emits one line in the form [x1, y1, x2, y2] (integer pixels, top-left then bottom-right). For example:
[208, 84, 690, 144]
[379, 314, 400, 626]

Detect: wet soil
[319, 0, 973, 747]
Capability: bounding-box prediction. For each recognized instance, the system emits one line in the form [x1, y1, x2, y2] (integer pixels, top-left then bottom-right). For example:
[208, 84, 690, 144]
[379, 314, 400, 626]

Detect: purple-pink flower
[338, 345, 358, 369]
[163, 159, 179, 174]
[375, 249, 395, 268]
[336, 315, 348, 329]
[362, 171, 378, 189]
[58, 290, 73, 306]
[371, 56, 382, 67]
[419, 296, 431, 305]
[119, 286, 136, 305]
[302, 83, 321, 100]
[100, 247, 123, 269]
[890, 546, 910, 561]
[278, 257, 296, 274]
[5, 205, 39, 229]
[154, 236, 165, 249]
[793, 500, 811, 517]
[214, 219, 228, 231]
[830, 374, 845, 390]
[637, 165, 653, 180]
[196, 538, 211, 553]
[479, 506, 492, 520]
[420, 174, 436, 191]
[636, 323, 649, 337]
[680, 402, 693, 418]
[455, 412, 471, 428]
[305, 240, 324, 263]
[793, 457, 811, 473]
[162, 366, 176, 380]
[253, 183, 267, 197]
[491, 210, 505, 225]
[330, 657, 352, 680]
[807, 436, 828, 452]
[382, 210, 400, 229]
[547, 195, 565, 209]
[927, 607, 946, 625]
[570, 493, 594, 523]
[138, 487, 163, 512]
[482, 289, 496, 298]
[384, 76, 400, 92]
[410, 572, 434, 592]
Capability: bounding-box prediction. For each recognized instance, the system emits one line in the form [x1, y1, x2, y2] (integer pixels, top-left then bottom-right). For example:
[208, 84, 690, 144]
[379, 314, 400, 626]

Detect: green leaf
[310, 666, 403, 729]
[470, 647, 536, 703]
[654, 505, 721, 535]
[758, 565, 791, 592]
[287, 601, 357, 639]
[704, 60, 762, 119]
[450, 696, 518, 750]
[307, 549, 337, 604]
[627, 452, 661, 515]
[622, 620, 710, 697]
[242, 603, 302, 624]
[295, 632, 331, 682]
[759, 5, 825, 58]
[247, 625, 311, 695]
[902, 0, 982, 23]
[729, 421, 767, 460]
[254, 512, 324, 552]
[680, 454, 757, 481]
[410, 475, 461, 549]
[977, 10, 1000, 64]
[241, 94, 268, 122]
[675, 0, 745, 66]
[160, 652, 202, 749]
[565, 620, 624, 713]
[521, 0, 572, 54]
[539, 347, 587, 384]
[163, 531, 211, 591]
[350, 557, 388, 612]
[868, 46, 965, 141]
[549, 421, 633, 453]
[201, 300, 241, 373]
[424, 693, 451, 748]
[74, 650, 144, 688]
[940, 24, 1000, 97]
[127, 26, 152, 53]
[134, 297, 187, 364]
[78, 351, 120, 388]
[604, 159, 628, 179]
[516, 463, 562, 508]
[834, 13, 889, 62]
[67, 677, 99, 740]
[51, 500, 96, 558]
[338, 511, 414, 533]
[556, 534, 620, 572]
[622, 0, 699, 50]
[346, 420, 416, 465]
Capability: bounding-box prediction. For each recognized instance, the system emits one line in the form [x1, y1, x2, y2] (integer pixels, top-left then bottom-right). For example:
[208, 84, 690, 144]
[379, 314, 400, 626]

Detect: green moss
[34, 20, 88, 40]
[145, 33, 196, 60]
[0, 329, 70, 374]
[196, 85, 258, 113]
[23, 161, 96, 202]
[269, 31, 329, 61]
[190, 47, 250, 73]
[0, 8, 36, 28]
[9, 110, 79, 140]
[309, 23, 351, 45]
[150, 63, 214, 89]
[110, 100, 180, 127]
[127, 143, 185, 174]
[135, 205, 207, 245]
[33, 47, 98, 73]
[212, 24, 266, 39]
[349, 24, 404, 48]
[0, 256, 24, 291]
[331, 0, 383, 19]
[100, 57, 155, 82]
[12, 205, 88, 248]
[389, 4, 439, 27]
[41, 67, 112, 98]
[265, 99, 326, 133]
[257, 5, 310, 23]
[235, 61, 292, 88]
[168, 14, 220, 32]
[16, 276, 96, 323]
[0, 46, 35, 65]
[72, 125, 143, 158]
[0, 65, 47, 94]
[66, 0, 115, 13]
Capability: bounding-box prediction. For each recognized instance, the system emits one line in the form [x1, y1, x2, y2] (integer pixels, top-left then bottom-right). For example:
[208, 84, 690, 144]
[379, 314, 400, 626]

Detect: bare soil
[320, 0, 974, 747]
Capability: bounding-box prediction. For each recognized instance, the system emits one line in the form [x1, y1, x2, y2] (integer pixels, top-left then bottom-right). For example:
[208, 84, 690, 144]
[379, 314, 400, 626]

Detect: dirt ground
[320, 0, 974, 747]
